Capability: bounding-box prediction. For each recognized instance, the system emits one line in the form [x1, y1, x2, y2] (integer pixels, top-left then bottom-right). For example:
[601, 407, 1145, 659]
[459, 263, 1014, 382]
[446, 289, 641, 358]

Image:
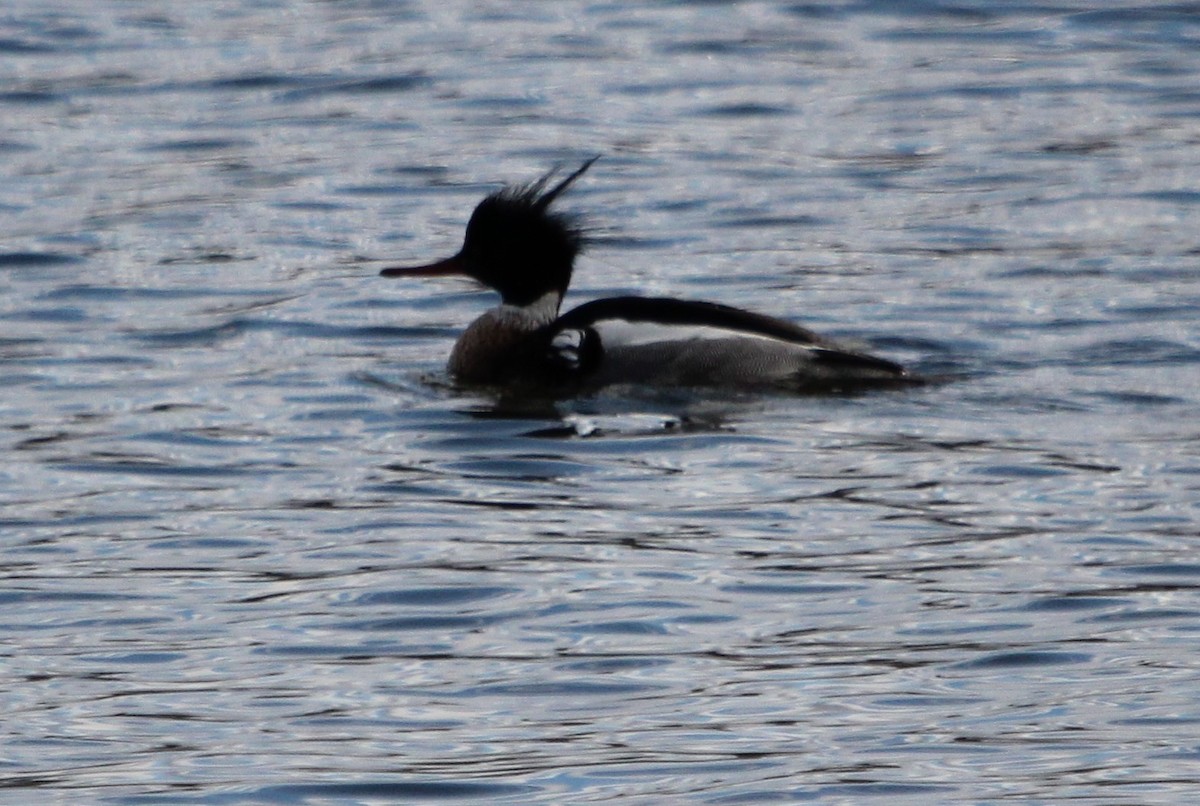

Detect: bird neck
[501, 289, 563, 325]
[447, 290, 563, 382]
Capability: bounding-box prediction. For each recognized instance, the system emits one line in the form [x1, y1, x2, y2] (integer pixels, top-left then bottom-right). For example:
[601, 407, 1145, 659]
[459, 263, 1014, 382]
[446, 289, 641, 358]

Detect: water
[3, 1, 1200, 802]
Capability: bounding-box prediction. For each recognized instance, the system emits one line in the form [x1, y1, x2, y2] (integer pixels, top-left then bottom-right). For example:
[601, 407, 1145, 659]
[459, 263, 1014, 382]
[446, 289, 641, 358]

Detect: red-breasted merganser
[381, 158, 915, 393]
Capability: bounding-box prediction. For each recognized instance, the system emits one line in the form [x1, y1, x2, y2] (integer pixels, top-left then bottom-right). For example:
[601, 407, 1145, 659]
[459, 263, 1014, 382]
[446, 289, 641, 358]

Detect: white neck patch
[499, 289, 562, 327]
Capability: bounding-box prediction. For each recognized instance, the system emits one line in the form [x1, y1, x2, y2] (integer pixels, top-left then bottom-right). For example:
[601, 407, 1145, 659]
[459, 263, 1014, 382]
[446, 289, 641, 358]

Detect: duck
[381, 157, 916, 394]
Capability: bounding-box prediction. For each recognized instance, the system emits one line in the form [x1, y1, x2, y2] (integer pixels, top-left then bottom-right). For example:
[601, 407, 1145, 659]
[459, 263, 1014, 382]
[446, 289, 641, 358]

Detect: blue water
[4, 1, 1200, 803]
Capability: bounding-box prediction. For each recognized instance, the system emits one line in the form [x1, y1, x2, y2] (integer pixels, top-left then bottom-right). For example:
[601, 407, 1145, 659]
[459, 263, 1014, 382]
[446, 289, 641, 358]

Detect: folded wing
[529, 296, 910, 391]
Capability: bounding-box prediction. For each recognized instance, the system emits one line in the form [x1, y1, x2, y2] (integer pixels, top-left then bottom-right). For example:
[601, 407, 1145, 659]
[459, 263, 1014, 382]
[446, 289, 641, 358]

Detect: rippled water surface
[4, 1, 1200, 803]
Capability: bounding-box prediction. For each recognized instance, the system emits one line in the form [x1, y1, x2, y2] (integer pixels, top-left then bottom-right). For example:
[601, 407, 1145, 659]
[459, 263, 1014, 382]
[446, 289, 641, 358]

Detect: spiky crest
[457, 157, 598, 306]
